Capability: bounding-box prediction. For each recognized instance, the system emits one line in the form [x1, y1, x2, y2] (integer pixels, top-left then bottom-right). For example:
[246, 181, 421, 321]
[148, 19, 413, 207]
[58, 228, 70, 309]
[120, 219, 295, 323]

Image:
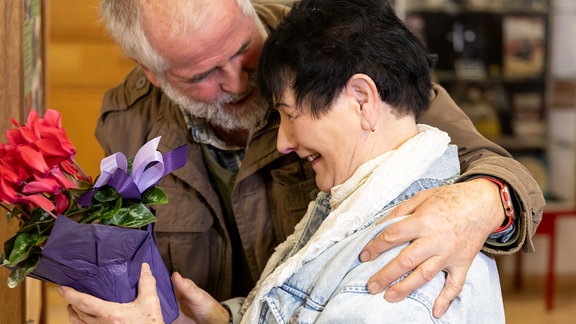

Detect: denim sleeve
[315, 290, 440, 323]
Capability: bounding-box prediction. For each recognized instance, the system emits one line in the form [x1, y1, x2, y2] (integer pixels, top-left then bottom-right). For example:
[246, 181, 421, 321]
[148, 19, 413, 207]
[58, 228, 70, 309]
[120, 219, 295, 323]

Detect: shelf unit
[400, 0, 552, 195]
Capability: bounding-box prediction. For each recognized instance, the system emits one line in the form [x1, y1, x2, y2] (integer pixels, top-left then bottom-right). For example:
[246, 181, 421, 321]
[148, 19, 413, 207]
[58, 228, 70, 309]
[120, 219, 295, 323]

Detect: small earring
[371, 128, 375, 132]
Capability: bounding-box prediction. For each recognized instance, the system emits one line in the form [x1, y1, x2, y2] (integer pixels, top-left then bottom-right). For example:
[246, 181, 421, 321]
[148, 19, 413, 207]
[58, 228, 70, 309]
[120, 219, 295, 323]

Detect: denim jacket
[230, 126, 505, 323]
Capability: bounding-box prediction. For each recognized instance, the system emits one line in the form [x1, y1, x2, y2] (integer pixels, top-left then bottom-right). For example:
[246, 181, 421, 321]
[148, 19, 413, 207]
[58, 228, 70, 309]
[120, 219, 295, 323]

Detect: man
[95, 0, 544, 318]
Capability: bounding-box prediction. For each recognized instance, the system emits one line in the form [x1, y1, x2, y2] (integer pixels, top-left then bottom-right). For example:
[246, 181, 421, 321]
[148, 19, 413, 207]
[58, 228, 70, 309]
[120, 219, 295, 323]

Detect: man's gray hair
[99, 0, 259, 76]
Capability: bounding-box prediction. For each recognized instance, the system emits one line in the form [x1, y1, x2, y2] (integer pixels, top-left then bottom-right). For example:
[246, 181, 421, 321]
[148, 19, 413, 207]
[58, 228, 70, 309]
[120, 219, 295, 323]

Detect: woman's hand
[59, 263, 164, 324]
[171, 272, 230, 324]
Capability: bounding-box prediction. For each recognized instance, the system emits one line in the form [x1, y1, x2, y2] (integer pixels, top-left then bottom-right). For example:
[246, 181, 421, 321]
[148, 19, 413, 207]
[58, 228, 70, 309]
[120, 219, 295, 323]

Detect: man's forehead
[169, 20, 255, 79]
[143, 0, 255, 75]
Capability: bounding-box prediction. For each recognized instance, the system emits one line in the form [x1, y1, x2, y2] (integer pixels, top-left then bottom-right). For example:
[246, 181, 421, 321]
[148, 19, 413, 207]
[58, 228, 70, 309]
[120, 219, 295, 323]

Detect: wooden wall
[1, 1, 28, 323]
[47, 0, 135, 177]
[1, 1, 135, 322]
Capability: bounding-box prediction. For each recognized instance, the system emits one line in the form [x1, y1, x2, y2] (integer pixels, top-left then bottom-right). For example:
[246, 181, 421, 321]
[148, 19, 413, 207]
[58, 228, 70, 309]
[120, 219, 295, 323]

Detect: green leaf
[2, 234, 17, 262]
[3, 232, 37, 267]
[103, 203, 157, 228]
[141, 187, 168, 205]
[102, 197, 123, 218]
[17, 216, 53, 234]
[35, 235, 49, 246]
[93, 186, 120, 203]
[7, 256, 39, 288]
[6, 209, 20, 223]
[78, 206, 104, 224]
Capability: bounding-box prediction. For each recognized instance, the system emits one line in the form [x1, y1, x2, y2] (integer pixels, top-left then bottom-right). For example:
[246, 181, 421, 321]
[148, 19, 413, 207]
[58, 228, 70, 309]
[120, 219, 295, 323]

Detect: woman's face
[275, 89, 368, 192]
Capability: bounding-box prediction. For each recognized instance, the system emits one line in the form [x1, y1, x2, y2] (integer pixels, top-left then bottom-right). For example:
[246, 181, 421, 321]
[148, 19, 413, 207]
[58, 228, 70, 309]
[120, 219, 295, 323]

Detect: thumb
[138, 263, 158, 298]
[172, 271, 202, 302]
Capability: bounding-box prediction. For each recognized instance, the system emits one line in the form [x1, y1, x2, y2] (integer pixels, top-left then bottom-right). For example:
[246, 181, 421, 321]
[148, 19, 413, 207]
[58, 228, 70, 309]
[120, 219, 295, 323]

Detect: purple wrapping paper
[29, 216, 179, 323]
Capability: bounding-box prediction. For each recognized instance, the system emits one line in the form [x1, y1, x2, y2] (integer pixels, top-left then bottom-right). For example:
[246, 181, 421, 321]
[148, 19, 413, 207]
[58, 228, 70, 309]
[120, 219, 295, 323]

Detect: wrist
[222, 303, 233, 324]
[476, 176, 515, 233]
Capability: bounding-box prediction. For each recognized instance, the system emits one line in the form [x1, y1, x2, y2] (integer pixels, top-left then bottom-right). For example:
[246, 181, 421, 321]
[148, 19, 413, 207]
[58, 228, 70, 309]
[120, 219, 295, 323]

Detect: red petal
[49, 169, 76, 189]
[38, 128, 76, 156]
[36, 138, 72, 158]
[16, 194, 55, 212]
[0, 164, 20, 183]
[9, 117, 21, 128]
[55, 193, 69, 215]
[59, 160, 79, 177]
[17, 126, 39, 144]
[26, 109, 40, 125]
[40, 109, 63, 128]
[0, 178, 18, 203]
[22, 178, 59, 194]
[5, 129, 24, 145]
[18, 146, 49, 174]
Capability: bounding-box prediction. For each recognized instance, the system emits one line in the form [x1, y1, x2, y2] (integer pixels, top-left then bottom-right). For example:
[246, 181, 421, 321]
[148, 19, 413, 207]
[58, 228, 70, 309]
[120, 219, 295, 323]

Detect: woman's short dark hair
[258, 0, 436, 119]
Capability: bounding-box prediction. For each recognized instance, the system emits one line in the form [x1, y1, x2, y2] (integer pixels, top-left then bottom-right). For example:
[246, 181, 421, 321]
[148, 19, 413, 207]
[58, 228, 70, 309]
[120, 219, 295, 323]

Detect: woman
[62, 0, 505, 322]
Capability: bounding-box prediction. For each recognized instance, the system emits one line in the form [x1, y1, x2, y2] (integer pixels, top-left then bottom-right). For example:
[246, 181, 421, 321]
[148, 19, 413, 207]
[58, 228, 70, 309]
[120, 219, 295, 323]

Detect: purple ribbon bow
[79, 137, 188, 206]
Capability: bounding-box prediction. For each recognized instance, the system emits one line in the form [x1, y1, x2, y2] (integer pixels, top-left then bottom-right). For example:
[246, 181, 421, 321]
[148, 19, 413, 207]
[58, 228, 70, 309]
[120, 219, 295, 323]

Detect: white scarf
[241, 125, 451, 323]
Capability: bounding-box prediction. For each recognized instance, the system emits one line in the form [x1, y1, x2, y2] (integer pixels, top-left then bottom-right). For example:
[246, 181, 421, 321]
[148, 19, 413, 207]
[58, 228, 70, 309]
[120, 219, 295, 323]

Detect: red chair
[515, 206, 576, 310]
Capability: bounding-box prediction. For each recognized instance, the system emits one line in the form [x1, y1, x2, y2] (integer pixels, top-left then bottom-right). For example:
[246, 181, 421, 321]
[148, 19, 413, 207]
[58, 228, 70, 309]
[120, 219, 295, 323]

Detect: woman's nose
[276, 117, 295, 154]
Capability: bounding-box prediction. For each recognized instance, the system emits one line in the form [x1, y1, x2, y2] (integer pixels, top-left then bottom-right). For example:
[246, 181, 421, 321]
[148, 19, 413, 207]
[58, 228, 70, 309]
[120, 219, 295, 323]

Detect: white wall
[501, 0, 576, 276]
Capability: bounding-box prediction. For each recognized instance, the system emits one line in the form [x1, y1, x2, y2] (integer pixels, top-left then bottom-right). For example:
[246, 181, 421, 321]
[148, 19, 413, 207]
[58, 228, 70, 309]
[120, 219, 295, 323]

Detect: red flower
[0, 109, 81, 215]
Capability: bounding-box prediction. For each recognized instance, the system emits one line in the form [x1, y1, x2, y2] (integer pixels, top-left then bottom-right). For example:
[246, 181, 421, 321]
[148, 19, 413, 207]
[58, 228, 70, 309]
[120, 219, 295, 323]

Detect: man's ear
[138, 63, 162, 88]
[346, 74, 380, 131]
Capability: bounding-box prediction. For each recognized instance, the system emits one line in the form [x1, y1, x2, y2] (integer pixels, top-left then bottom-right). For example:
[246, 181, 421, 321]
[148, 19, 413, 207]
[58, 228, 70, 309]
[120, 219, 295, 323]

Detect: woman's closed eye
[286, 112, 302, 122]
[276, 104, 302, 122]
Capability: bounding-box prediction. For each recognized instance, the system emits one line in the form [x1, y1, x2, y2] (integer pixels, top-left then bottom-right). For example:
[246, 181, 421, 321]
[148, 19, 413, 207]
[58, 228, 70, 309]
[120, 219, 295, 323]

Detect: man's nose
[220, 57, 249, 94]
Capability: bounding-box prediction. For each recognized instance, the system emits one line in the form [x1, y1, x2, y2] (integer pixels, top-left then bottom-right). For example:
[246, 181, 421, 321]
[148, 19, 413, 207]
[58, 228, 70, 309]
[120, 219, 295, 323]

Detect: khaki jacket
[96, 3, 544, 301]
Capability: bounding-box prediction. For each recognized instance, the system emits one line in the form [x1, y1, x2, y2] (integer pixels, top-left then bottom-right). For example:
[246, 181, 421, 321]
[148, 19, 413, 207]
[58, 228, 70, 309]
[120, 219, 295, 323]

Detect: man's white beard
[159, 77, 268, 131]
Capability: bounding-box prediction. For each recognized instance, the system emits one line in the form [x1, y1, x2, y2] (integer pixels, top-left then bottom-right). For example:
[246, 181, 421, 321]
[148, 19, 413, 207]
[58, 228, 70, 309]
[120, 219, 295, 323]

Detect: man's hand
[59, 263, 164, 324]
[171, 271, 230, 323]
[359, 179, 505, 318]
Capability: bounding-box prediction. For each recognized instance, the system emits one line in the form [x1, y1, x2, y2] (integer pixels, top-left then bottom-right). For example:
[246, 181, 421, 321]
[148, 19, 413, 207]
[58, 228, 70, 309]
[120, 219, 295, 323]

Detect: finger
[360, 216, 419, 262]
[366, 238, 436, 294]
[58, 286, 108, 316]
[385, 197, 417, 221]
[385, 188, 438, 220]
[383, 256, 445, 303]
[432, 268, 466, 318]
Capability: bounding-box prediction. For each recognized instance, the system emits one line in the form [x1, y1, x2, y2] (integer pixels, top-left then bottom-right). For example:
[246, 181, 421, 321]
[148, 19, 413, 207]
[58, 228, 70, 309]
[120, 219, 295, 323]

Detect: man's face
[159, 72, 268, 131]
[147, 1, 268, 130]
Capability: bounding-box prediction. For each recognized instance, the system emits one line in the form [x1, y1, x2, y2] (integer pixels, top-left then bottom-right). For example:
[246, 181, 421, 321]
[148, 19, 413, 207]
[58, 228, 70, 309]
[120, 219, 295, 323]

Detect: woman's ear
[346, 74, 380, 131]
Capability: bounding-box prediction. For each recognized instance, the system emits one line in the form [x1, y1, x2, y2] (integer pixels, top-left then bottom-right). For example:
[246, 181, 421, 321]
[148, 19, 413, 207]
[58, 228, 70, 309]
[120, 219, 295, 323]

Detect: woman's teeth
[307, 153, 319, 162]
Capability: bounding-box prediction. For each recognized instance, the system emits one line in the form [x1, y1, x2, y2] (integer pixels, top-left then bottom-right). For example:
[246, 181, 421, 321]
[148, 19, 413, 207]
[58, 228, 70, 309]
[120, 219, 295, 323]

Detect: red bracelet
[479, 177, 515, 233]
